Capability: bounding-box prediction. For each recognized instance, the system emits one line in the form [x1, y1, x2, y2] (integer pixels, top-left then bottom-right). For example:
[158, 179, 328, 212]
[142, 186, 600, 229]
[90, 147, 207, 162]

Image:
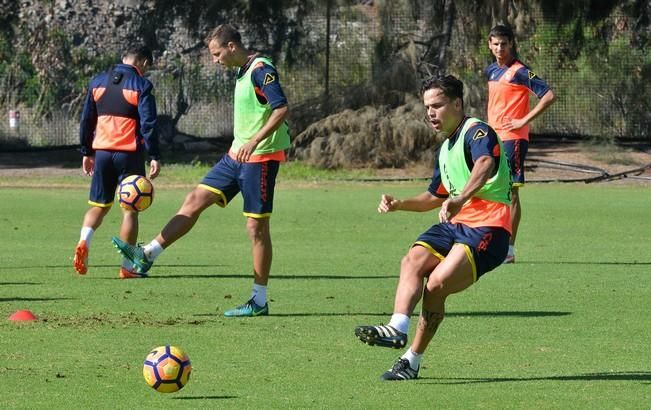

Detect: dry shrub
[290, 93, 441, 168]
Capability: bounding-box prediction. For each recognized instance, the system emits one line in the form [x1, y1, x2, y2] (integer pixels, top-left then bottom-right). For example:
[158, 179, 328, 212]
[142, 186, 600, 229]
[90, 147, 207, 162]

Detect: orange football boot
[73, 240, 88, 275]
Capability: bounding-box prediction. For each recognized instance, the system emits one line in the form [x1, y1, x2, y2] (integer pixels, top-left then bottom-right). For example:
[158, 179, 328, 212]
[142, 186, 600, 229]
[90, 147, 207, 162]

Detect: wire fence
[0, 5, 648, 150]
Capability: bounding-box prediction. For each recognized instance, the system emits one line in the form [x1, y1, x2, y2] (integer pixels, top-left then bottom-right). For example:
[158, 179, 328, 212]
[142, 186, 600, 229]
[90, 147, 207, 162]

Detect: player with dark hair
[73, 44, 160, 279]
[355, 74, 512, 381]
[113, 24, 291, 317]
[486, 24, 556, 263]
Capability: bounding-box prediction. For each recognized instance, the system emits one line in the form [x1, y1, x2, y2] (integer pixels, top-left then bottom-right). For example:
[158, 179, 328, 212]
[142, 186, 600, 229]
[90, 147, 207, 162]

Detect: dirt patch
[522, 138, 651, 184]
[351, 138, 651, 184]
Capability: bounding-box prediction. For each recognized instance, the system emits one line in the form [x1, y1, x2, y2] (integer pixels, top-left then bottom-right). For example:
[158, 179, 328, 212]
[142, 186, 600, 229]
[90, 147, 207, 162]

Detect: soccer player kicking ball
[355, 75, 512, 381]
[112, 24, 290, 317]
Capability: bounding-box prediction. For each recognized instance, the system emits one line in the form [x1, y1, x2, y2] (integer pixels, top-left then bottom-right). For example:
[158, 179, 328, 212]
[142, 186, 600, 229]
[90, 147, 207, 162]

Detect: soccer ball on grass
[143, 345, 192, 393]
[118, 175, 154, 212]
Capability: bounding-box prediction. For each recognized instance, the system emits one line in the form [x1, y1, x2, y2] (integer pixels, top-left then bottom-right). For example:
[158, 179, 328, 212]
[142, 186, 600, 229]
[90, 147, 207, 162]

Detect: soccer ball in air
[143, 345, 192, 393]
[118, 175, 154, 212]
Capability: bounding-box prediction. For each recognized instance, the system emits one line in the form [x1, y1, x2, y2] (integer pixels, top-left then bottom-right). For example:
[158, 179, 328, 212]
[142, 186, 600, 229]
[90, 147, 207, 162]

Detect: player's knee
[245, 218, 269, 242]
[400, 254, 415, 271]
[400, 253, 428, 278]
[180, 190, 208, 215]
[424, 277, 445, 295]
[88, 206, 110, 221]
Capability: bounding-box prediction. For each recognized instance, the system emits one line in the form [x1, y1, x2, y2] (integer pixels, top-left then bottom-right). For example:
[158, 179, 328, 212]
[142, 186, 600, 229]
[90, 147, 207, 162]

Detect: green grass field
[1, 179, 650, 409]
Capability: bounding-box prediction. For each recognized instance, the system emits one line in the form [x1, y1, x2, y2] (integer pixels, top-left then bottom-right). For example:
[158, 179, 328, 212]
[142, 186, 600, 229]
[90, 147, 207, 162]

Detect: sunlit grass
[0, 183, 650, 408]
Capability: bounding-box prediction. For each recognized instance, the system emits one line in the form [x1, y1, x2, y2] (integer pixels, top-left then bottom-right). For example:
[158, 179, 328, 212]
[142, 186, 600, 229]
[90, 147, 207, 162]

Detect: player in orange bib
[486, 24, 556, 263]
[74, 45, 160, 279]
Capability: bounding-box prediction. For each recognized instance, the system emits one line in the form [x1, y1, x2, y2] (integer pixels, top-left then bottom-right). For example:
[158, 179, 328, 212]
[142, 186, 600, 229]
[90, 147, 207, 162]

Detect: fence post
[9, 109, 20, 136]
[324, 0, 331, 112]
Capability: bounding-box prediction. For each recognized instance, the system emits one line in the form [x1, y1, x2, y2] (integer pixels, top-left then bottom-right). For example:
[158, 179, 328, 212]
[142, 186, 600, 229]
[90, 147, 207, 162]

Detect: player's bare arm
[378, 191, 444, 213]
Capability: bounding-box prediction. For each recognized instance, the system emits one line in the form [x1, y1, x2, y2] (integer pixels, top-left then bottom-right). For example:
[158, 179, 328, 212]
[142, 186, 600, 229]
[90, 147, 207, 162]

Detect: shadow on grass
[446, 311, 571, 318]
[6, 260, 651, 275]
[205, 312, 393, 318]
[420, 371, 651, 384]
[193, 311, 570, 318]
[0, 297, 72, 302]
[0, 264, 228, 270]
[147, 273, 395, 280]
[88, 273, 395, 281]
[0, 282, 42, 285]
[510, 260, 651, 266]
[0, 265, 394, 280]
[172, 395, 238, 400]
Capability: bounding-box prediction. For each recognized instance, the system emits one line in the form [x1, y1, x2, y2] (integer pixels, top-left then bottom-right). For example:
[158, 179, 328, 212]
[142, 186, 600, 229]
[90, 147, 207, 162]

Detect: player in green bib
[113, 24, 290, 317]
[355, 75, 512, 380]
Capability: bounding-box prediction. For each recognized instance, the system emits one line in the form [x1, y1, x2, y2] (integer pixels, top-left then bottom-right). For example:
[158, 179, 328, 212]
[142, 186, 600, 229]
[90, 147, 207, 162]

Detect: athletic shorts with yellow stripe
[198, 154, 279, 218]
[414, 222, 510, 281]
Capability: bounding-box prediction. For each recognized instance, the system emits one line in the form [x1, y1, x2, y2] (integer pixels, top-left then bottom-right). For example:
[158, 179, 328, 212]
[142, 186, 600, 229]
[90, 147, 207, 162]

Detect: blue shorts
[198, 155, 280, 218]
[503, 139, 528, 186]
[414, 223, 510, 281]
[89, 150, 145, 207]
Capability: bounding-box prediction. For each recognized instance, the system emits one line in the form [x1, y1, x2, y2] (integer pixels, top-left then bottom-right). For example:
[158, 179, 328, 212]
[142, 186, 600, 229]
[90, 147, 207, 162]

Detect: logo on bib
[473, 129, 487, 140]
[263, 73, 276, 85]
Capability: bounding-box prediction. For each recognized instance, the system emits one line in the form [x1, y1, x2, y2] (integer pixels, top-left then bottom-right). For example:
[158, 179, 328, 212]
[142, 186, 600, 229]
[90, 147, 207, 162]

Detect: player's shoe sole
[355, 324, 407, 349]
[380, 358, 419, 381]
[73, 240, 88, 275]
[111, 236, 153, 274]
[119, 267, 148, 279]
[224, 299, 269, 317]
[503, 254, 515, 264]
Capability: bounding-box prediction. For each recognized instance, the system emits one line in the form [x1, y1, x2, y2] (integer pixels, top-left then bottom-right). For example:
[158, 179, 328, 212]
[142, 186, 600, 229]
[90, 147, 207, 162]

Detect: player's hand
[378, 194, 400, 213]
[236, 140, 259, 162]
[82, 156, 95, 176]
[439, 197, 463, 223]
[503, 117, 526, 131]
[148, 160, 161, 179]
